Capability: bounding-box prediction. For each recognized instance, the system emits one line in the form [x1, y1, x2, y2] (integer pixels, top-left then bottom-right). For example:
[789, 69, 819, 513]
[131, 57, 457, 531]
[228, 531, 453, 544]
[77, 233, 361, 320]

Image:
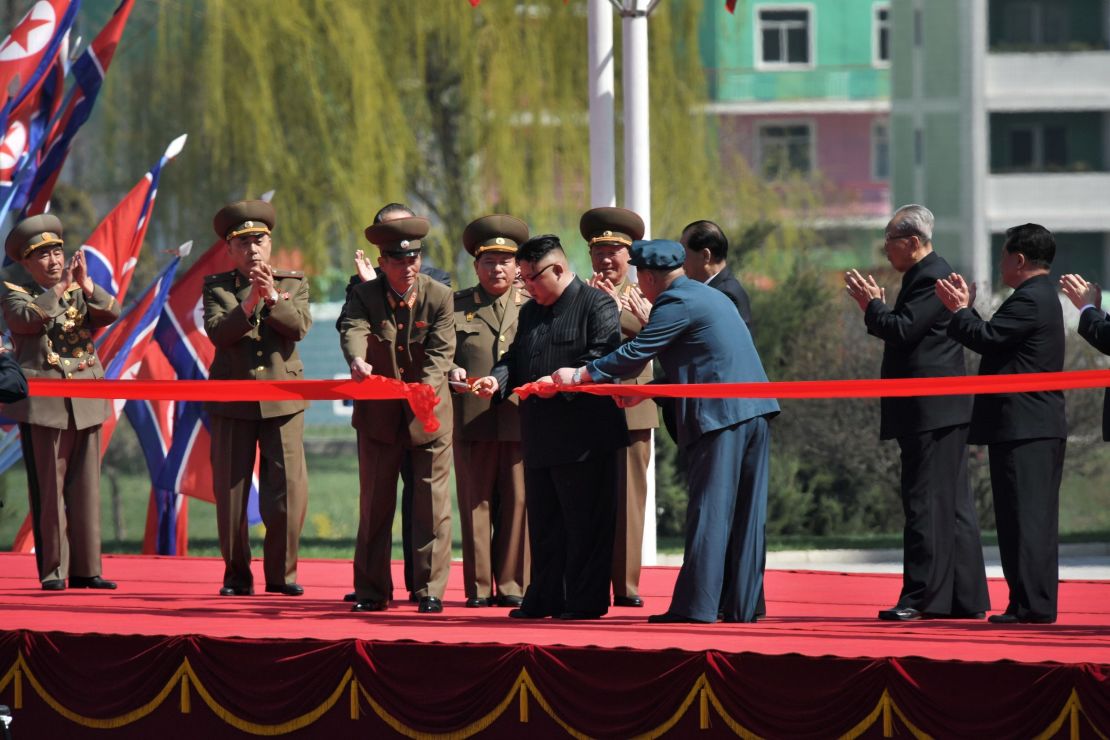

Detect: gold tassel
[699, 686, 708, 730]
[180, 674, 191, 714]
[350, 678, 359, 720]
[13, 666, 21, 709]
[519, 683, 528, 723]
[882, 692, 892, 737]
[1070, 698, 1079, 740]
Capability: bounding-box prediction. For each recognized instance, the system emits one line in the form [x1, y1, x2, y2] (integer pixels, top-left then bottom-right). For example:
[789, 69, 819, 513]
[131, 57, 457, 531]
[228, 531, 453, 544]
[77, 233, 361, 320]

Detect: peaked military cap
[629, 239, 685, 270]
[579, 207, 645, 249]
[213, 200, 275, 241]
[365, 216, 430, 257]
[463, 214, 529, 257]
[6, 214, 64, 263]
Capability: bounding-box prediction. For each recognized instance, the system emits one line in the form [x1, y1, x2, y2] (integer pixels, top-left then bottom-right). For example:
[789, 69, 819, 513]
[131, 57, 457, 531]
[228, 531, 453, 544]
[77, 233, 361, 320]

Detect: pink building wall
[717, 112, 891, 220]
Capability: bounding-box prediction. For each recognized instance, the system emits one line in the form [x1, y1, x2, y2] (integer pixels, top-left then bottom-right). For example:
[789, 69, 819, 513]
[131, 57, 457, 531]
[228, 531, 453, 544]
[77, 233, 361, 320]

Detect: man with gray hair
[844, 205, 989, 621]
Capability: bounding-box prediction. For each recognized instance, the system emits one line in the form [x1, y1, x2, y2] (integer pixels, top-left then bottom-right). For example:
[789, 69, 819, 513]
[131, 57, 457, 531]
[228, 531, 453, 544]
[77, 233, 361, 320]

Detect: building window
[1008, 124, 1068, 170]
[873, 4, 891, 66]
[757, 6, 812, 68]
[1001, 1, 1070, 46]
[872, 120, 890, 180]
[758, 122, 813, 179]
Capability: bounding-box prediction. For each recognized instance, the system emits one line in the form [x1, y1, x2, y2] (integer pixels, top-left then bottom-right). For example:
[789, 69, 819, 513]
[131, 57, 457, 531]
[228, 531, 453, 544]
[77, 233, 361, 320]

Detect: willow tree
[93, 0, 804, 291]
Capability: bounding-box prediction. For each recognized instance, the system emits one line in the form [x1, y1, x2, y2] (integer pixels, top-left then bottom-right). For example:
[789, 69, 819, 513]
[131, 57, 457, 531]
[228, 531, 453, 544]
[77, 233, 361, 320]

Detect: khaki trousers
[454, 439, 529, 600]
[21, 422, 103, 583]
[353, 432, 452, 602]
[612, 430, 651, 599]
[209, 412, 307, 589]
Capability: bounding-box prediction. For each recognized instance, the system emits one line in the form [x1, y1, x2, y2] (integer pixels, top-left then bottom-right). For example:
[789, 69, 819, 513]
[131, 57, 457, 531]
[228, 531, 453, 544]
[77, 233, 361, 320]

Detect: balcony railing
[706, 65, 890, 104]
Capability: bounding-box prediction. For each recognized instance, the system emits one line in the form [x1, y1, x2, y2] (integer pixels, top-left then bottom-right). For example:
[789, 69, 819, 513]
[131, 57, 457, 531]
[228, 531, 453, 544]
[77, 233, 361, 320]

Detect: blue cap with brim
[629, 239, 685, 270]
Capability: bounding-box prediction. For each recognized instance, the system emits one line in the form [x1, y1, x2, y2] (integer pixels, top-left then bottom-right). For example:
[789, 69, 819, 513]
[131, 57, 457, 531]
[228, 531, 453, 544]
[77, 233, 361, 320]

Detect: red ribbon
[26, 375, 441, 433]
[514, 369, 1110, 400]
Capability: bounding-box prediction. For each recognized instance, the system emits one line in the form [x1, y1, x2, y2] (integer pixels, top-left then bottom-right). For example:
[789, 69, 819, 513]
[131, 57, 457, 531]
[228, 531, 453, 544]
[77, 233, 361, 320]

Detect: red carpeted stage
[0, 552, 1107, 738]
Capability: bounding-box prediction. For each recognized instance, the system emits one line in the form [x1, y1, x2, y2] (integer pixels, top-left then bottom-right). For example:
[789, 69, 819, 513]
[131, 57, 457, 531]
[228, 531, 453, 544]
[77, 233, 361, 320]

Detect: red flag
[0, 0, 73, 110]
[80, 135, 186, 306]
[726, 0, 738, 13]
[22, 0, 134, 216]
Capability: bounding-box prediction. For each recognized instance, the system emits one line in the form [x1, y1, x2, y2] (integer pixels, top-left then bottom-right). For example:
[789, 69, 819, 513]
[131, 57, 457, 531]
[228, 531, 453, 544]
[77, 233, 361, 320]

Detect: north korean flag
[80, 134, 186, 304]
[0, 0, 77, 124]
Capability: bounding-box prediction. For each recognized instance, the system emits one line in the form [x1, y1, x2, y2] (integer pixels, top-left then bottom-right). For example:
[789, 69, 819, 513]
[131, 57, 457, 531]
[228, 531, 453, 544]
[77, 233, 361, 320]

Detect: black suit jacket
[491, 277, 629, 468]
[948, 274, 1066, 445]
[0, 351, 28, 404]
[865, 251, 972, 439]
[1077, 306, 1110, 440]
[707, 265, 752, 328]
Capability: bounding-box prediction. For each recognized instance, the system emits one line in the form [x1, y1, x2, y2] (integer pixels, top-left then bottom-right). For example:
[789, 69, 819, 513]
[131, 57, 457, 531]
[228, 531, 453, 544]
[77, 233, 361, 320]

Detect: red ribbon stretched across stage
[514, 368, 1110, 400]
[26, 375, 441, 433]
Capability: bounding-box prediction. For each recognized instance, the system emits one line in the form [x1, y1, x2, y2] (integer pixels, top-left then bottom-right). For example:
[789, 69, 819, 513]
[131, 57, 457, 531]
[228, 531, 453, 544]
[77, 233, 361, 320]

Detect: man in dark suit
[1061, 272, 1110, 440]
[845, 204, 989, 621]
[680, 220, 752, 328]
[339, 216, 456, 615]
[555, 240, 779, 624]
[204, 200, 312, 597]
[937, 223, 1066, 625]
[474, 235, 628, 620]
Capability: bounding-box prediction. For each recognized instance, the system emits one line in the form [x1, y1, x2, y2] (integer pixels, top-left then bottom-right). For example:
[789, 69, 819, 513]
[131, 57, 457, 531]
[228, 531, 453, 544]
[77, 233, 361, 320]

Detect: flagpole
[619, 0, 659, 567]
[588, 0, 616, 208]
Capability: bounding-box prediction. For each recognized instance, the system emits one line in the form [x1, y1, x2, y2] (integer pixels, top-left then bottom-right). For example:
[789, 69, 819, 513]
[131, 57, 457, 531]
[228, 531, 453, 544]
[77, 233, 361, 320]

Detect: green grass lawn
[2, 427, 1109, 557]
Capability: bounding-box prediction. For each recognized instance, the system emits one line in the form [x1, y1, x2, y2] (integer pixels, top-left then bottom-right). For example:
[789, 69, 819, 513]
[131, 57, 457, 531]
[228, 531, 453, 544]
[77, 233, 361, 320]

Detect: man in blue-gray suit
[553, 239, 779, 623]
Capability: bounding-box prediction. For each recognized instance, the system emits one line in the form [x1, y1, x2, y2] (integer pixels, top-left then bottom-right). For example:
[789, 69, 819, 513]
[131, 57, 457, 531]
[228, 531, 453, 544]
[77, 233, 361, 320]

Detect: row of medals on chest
[46, 305, 96, 370]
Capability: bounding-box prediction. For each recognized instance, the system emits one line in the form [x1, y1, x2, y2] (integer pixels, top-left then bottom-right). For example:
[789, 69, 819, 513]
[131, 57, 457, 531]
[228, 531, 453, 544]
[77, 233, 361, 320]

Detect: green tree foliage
[97, 1, 728, 291]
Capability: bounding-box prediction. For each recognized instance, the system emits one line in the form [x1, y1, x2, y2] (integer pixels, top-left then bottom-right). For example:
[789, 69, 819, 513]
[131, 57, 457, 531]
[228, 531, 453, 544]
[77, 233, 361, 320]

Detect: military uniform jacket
[452, 284, 524, 442]
[616, 278, 658, 432]
[339, 273, 455, 446]
[1, 280, 120, 429]
[203, 269, 312, 420]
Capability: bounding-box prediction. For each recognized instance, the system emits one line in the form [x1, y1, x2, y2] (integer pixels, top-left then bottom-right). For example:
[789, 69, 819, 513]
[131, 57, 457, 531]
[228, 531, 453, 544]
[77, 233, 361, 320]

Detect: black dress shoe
[508, 608, 547, 619]
[219, 585, 254, 596]
[265, 583, 304, 596]
[878, 606, 924, 621]
[556, 611, 604, 620]
[989, 612, 1054, 624]
[613, 596, 644, 608]
[466, 597, 492, 608]
[496, 594, 523, 607]
[41, 579, 65, 591]
[418, 596, 443, 613]
[343, 592, 357, 602]
[352, 600, 388, 612]
[648, 612, 713, 624]
[69, 576, 117, 590]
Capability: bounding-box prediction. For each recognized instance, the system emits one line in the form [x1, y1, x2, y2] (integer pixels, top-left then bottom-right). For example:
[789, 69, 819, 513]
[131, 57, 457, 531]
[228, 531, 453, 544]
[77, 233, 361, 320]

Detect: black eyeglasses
[521, 263, 556, 283]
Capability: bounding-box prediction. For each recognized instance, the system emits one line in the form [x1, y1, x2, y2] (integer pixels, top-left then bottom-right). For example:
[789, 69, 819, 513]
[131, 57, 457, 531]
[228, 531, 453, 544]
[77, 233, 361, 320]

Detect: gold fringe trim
[0, 654, 1103, 739]
[1034, 689, 1110, 740]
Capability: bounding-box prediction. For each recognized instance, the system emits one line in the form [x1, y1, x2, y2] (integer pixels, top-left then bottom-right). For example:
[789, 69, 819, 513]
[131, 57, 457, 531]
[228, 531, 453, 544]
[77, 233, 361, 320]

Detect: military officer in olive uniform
[449, 214, 531, 608]
[2, 214, 120, 590]
[581, 207, 658, 608]
[339, 216, 455, 614]
[203, 200, 312, 597]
